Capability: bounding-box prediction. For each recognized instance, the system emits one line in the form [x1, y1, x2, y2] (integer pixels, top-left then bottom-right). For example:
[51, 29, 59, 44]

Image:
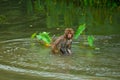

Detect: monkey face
[64, 28, 74, 40]
[67, 33, 73, 39]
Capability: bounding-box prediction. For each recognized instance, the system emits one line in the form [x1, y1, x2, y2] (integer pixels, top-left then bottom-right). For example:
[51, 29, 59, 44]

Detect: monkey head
[64, 28, 74, 40]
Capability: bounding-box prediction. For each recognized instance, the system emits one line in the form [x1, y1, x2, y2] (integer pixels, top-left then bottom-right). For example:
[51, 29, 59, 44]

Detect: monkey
[51, 28, 74, 55]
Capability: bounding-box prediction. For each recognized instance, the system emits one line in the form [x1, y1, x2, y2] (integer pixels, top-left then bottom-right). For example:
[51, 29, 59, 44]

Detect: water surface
[0, 34, 119, 80]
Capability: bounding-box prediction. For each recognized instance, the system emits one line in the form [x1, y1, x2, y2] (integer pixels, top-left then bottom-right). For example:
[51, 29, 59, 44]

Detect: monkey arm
[51, 36, 63, 53]
[66, 39, 72, 48]
[65, 39, 72, 55]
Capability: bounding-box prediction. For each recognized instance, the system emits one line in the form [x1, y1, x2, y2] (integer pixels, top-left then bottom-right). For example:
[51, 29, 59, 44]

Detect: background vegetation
[0, 0, 120, 35]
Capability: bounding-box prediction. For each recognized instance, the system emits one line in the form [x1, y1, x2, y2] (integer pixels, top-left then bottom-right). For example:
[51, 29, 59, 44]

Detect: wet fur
[51, 28, 74, 55]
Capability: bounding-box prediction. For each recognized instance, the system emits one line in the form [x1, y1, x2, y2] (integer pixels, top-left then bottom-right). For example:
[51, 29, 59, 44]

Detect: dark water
[0, 31, 120, 80]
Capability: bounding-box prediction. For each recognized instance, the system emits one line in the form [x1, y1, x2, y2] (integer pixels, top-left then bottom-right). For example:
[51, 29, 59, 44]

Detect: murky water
[0, 34, 120, 80]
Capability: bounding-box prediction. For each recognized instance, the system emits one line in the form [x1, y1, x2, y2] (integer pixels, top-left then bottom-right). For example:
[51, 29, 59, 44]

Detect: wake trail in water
[0, 64, 86, 80]
[0, 64, 114, 80]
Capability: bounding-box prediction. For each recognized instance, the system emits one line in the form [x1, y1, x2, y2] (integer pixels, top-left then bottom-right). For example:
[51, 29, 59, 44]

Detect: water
[0, 0, 120, 79]
[0, 34, 120, 80]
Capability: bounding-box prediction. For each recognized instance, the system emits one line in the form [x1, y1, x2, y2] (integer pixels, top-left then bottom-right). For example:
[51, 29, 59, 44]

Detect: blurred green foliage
[74, 24, 86, 39]
[0, 0, 119, 34]
[87, 35, 94, 47]
[22, 0, 119, 28]
[36, 32, 51, 44]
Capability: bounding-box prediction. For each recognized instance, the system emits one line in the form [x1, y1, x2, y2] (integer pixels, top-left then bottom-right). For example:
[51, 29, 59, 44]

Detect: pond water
[0, 29, 120, 80]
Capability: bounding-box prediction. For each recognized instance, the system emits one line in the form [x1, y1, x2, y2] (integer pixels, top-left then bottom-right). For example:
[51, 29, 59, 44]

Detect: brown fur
[51, 28, 74, 54]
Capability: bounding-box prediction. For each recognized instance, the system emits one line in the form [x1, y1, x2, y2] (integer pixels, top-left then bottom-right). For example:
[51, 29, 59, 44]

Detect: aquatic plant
[31, 32, 37, 39]
[74, 24, 86, 39]
[87, 35, 94, 47]
[74, 24, 95, 47]
[31, 31, 52, 47]
[36, 32, 51, 45]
